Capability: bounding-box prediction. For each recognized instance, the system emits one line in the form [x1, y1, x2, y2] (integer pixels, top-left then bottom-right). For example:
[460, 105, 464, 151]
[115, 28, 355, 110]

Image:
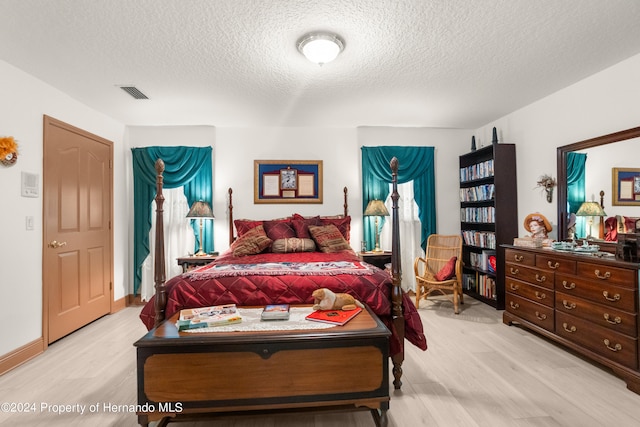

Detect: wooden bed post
[389, 157, 405, 389]
[228, 188, 234, 245]
[153, 159, 167, 328]
[343, 187, 348, 217]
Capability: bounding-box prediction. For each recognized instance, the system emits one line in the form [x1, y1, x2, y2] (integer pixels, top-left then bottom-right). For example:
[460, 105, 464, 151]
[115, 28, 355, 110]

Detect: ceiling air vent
[118, 86, 149, 99]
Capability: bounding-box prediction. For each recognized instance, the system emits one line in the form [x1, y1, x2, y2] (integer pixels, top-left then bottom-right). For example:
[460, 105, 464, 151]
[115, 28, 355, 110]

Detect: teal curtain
[132, 146, 213, 296]
[567, 152, 587, 238]
[361, 146, 436, 251]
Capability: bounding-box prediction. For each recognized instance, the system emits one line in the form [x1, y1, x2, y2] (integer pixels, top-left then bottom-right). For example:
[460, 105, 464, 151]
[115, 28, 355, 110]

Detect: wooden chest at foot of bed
[134, 306, 391, 426]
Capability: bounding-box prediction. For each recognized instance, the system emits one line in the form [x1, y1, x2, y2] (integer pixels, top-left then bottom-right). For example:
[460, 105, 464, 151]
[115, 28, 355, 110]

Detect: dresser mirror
[556, 126, 640, 246]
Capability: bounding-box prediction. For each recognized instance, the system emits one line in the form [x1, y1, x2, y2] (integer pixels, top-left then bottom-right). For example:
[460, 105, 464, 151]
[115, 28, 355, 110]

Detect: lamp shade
[186, 201, 214, 219]
[575, 201, 606, 217]
[364, 200, 390, 217]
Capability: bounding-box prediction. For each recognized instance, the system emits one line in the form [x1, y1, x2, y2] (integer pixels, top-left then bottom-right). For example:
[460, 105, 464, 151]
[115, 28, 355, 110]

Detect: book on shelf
[460, 206, 495, 223]
[461, 230, 496, 249]
[459, 184, 495, 202]
[459, 159, 494, 182]
[462, 273, 476, 291]
[477, 275, 497, 299]
[176, 304, 242, 330]
[261, 304, 290, 321]
[305, 307, 362, 326]
[481, 249, 496, 273]
[483, 250, 497, 273]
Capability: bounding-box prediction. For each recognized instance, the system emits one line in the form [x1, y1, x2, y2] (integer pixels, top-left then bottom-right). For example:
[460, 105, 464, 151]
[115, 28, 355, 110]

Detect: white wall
[475, 53, 640, 240]
[0, 60, 126, 357]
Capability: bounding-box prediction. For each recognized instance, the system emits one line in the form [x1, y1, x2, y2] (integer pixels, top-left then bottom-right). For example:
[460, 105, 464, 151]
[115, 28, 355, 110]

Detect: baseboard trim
[126, 293, 145, 306]
[111, 295, 127, 313]
[2, 294, 134, 376]
[0, 338, 44, 376]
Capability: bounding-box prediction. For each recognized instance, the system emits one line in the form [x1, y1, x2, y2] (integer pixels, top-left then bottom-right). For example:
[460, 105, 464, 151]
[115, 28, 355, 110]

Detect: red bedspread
[139, 250, 427, 356]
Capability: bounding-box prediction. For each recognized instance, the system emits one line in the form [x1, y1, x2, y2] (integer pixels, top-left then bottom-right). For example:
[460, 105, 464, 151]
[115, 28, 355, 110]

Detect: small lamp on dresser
[576, 201, 606, 240]
[364, 199, 390, 253]
[187, 200, 214, 256]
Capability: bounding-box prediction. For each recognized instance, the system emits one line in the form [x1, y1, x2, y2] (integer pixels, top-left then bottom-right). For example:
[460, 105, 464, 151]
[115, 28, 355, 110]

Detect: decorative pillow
[271, 238, 316, 253]
[435, 256, 457, 281]
[234, 219, 263, 237]
[320, 216, 351, 241]
[308, 224, 352, 253]
[263, 219, 296, 240]
[604, 216, 618, 242]
[291, 216, 321, 238]
[231, 225, 272, 257]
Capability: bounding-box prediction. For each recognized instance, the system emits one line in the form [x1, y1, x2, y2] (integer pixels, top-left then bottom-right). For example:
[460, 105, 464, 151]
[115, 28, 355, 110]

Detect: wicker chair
[414, 234, 463, 313]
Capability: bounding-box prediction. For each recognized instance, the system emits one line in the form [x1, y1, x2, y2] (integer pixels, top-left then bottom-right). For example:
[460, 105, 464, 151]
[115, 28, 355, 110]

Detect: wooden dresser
[502, 245, 640, 393]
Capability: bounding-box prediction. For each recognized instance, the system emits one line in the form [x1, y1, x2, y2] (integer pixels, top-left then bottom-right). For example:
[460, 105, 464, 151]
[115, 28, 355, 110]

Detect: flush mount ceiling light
[297, 32, 345, 65]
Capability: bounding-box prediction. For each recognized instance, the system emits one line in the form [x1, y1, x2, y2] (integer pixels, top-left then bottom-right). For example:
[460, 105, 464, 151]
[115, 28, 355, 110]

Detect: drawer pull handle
[594, 270, 611, 280]
[562, 323, 576, 333]
[603, 313, 622, 325]
[535, 274, 546, 283]
[602, 291, 621, 302]
[535, 311, 547, 320]
[535, 291, 546, 300]
[514, 254, 524, 262]
[562, 281, 576, 290]
[509, 301, 520, 310]
[547, 261, 560, 269]
[562, 300, 576, 310]
[510, 267, 519, 275]
[509, 283, 519, 291]
[604, 339, 622, 352]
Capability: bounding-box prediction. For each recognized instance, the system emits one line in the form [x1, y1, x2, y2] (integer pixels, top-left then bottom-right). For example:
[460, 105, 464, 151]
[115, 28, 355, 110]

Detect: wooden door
[43, 116, 113, 344]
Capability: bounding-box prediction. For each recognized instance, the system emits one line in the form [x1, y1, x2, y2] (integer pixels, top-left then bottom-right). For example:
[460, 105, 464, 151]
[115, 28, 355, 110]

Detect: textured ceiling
[1, 0, 640, 128]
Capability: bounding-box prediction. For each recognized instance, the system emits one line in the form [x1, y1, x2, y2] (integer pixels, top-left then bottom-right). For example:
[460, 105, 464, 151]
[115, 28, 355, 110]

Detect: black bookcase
[459, 144, 517, 309]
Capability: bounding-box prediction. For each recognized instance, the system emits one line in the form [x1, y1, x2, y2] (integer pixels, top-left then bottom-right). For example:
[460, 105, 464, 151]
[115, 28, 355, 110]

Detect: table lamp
[575, 201, 606, 240]
[187, 200, 214, 256]
[364, 199, 390, 253]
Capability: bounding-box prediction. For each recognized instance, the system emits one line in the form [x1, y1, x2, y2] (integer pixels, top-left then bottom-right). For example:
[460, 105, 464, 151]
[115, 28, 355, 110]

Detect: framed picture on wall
[612, 167, 640, 205]
[254, 160, 323, 204]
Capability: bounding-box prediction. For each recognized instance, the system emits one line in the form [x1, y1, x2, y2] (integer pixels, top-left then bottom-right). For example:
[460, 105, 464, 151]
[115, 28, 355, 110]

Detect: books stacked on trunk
[261, 304, 291, 321]
[177, 304, 242, 331]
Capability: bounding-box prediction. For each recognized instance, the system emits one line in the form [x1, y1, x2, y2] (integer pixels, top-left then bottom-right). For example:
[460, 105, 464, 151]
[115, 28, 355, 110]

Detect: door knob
[48, 240, 67, 248]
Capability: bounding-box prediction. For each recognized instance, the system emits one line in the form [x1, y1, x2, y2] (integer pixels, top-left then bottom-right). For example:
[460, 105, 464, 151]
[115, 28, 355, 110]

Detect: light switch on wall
[26, 216, 34, 230]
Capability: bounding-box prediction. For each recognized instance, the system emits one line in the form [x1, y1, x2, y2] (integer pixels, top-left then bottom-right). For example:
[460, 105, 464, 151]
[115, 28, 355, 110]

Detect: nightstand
[359, 251, 392, 270]
[177, 254, 218, 273]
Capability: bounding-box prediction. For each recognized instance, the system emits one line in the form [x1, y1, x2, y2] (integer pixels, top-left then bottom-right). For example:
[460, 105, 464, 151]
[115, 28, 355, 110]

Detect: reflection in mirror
[556, 127, 640, 244]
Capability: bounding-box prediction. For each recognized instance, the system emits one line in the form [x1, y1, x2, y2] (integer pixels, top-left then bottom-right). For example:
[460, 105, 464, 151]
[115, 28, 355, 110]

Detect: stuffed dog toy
[312, 288, 364, 311]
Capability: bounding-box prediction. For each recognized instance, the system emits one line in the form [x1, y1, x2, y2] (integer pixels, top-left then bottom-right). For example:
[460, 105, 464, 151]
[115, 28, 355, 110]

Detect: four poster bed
[139, 157, 426, 392]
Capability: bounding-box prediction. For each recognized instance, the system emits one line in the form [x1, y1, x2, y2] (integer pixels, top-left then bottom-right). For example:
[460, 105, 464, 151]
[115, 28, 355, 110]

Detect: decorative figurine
[471, 136, 476, 151]
[492, 127, 498, 145]
[524, 212, 553, 247]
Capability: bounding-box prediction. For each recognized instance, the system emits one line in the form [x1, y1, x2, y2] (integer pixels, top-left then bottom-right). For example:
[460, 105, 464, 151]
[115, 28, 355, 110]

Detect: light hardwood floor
[1, 296, 639, 426]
